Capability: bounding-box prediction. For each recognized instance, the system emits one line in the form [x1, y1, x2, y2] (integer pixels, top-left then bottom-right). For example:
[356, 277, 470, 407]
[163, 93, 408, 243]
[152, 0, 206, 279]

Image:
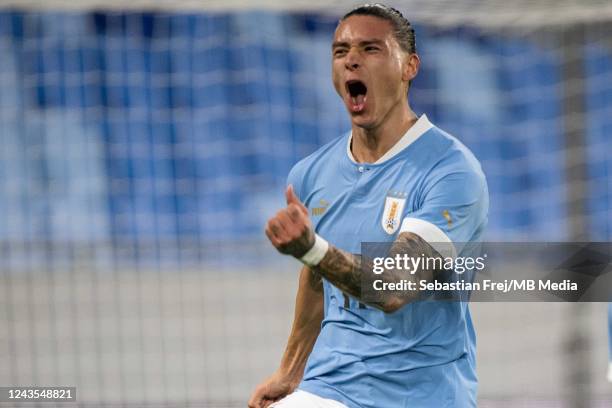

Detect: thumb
[286, 185, 308, 215]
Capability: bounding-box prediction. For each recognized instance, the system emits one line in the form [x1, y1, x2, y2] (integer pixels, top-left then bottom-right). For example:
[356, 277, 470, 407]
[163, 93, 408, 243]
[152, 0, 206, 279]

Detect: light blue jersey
[289, 115, 489, 408]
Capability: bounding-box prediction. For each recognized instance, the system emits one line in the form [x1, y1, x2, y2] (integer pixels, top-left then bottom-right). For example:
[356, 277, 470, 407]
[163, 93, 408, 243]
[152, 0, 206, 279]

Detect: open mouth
[346, 80, 367, 113]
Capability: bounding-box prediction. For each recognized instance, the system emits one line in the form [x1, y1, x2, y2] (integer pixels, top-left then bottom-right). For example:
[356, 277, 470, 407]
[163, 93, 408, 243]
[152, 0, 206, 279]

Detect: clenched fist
[247, 370, 299, 408]
[265, 185, 315, 259]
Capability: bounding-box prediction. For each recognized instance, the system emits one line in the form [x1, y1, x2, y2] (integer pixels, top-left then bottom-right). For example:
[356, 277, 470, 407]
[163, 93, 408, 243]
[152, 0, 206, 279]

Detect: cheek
[331, 67, 343, 94]
[372, 74, 400, 100]
[380, 64, 405, 94]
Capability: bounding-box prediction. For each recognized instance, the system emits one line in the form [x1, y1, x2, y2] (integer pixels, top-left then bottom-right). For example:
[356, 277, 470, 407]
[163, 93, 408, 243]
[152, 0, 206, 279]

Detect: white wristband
[300, 234, 329, 267]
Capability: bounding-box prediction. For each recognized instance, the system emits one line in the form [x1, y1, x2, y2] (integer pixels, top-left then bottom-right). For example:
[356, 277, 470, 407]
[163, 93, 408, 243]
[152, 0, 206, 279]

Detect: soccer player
[248, 4, 488, 408]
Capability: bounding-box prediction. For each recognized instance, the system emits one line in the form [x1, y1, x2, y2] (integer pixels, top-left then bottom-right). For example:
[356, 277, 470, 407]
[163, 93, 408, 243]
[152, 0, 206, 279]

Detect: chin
[350, 114, 377, 130]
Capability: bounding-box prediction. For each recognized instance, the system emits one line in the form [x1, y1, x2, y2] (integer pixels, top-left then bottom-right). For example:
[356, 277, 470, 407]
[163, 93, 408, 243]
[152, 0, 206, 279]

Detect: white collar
[346, 114, 433, 165]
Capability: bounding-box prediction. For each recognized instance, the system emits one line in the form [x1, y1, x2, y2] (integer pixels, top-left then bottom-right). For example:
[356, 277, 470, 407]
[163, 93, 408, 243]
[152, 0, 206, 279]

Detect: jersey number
[343, 293, 366, 309]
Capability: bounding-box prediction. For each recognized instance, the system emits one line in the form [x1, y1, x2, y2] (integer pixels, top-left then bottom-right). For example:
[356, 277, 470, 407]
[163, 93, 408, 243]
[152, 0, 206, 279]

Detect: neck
[351, 102, 418, 163]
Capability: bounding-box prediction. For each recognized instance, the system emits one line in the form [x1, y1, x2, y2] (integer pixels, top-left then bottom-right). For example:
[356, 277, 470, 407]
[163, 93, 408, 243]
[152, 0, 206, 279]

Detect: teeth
[351, 96, 357, 104]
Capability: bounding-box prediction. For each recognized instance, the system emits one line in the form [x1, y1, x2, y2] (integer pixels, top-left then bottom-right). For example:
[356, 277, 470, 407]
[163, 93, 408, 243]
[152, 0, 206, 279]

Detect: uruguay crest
[381, 191, 407, 234]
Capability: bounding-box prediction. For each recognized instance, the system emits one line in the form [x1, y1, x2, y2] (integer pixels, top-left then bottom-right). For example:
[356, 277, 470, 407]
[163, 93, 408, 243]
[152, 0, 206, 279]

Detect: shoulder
[287, 133, 348, 199]
[421, 125, 487, 191]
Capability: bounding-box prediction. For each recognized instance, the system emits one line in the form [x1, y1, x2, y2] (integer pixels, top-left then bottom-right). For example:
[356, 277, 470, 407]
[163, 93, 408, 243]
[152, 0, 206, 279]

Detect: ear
[402, 53, 420, 83]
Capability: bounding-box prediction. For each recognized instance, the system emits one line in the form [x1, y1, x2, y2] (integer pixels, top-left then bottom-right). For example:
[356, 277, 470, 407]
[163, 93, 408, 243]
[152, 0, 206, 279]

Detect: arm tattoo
[313, 245, 363, 300]
[313, 232, 444, 311]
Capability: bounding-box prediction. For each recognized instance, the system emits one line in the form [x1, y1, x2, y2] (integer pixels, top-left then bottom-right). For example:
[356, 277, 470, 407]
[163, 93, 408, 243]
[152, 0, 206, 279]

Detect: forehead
[334, 15, 395, 44]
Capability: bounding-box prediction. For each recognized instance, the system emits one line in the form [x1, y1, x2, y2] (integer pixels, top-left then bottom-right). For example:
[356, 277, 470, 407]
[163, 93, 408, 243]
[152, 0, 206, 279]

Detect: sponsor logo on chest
[311, 199, 330, 216]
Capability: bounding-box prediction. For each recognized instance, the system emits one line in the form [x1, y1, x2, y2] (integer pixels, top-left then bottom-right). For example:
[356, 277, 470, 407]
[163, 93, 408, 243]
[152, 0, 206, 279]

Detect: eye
[365, 46, 380, 52]
[333, 48, 347, 57]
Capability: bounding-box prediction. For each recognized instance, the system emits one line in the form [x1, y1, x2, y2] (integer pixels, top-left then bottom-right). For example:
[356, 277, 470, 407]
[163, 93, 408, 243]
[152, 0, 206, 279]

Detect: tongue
[350, 94, 366, 112]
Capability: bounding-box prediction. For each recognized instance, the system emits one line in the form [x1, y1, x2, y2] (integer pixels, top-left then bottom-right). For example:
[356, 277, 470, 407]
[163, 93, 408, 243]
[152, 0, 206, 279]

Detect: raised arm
[265, 185, 441, 314]
[312, 231, 438, 312]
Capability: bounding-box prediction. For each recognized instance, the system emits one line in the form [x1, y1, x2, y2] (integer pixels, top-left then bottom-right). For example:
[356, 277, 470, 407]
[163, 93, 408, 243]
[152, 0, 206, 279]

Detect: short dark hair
[341, 3, 416, 54]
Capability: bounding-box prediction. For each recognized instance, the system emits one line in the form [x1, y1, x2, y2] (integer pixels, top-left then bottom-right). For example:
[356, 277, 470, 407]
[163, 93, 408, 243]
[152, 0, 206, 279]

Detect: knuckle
[290, 206, 302, 218]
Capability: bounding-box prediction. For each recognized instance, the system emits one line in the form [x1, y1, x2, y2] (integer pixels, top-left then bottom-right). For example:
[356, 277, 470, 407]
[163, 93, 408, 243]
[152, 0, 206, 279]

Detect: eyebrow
[332, 39, 385, 49]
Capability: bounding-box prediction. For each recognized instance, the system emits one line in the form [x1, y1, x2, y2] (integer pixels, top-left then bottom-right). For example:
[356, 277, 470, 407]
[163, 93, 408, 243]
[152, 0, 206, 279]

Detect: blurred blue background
[0, 11, 610, 267]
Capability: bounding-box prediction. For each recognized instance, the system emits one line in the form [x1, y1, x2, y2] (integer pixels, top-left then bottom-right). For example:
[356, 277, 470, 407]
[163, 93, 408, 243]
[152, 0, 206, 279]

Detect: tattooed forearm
[387, 231, 441, 287]
[313, 232, 445, 312]
[313, 245, 363, 300]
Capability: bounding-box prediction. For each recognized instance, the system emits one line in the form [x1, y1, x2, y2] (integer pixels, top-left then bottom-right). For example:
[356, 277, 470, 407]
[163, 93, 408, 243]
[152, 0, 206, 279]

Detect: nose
[344, 49, 360, 71]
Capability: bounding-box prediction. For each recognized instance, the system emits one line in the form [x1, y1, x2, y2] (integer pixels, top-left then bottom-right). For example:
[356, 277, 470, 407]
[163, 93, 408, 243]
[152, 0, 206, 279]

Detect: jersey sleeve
[399, 166, 488, 257]
[286, 161, 307, 202]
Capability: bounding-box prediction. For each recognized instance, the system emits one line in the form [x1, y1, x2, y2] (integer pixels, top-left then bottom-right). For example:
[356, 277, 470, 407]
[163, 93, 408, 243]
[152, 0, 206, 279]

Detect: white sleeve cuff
[300, 234, 329, 267]
[399, 217, 457, 259]
[607, 362, 612, 383]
